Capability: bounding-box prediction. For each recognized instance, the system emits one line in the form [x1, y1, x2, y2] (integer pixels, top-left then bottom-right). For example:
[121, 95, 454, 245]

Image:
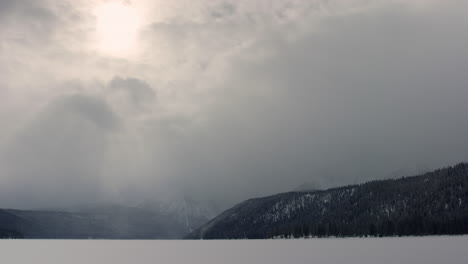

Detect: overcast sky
[1, 0, 468, 209]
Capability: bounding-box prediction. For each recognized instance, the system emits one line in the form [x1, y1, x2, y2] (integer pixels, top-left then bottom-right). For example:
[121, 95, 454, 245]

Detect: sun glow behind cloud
[94, 1, 141, 57]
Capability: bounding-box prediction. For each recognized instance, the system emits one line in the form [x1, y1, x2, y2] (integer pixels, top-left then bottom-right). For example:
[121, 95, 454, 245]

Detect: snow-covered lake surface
[1, 236, 467, 264]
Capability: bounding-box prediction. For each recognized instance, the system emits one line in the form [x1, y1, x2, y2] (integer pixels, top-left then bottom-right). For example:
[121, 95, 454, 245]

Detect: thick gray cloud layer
[1, 0, 468, 209]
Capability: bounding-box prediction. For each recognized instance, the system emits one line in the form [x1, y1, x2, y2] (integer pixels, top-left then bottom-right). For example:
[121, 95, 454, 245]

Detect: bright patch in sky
[94, 1, 141, 56]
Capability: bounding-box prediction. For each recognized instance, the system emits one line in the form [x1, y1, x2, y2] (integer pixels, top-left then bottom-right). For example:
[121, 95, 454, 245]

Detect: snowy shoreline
[1, 235, 467, 264]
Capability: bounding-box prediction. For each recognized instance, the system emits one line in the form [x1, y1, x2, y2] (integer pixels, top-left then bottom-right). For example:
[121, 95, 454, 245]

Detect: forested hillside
[188, 163, 468, 239]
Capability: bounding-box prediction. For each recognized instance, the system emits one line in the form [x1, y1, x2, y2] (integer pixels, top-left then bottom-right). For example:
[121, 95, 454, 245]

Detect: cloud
[108, 76, 156, 106]
[209, 2, 236, 20]
[1, 0, 468, 209]
[136, 0, 468, 201]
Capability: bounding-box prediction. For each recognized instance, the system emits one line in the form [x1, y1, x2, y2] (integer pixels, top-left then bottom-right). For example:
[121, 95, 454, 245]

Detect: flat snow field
[1, 236, 467, 264]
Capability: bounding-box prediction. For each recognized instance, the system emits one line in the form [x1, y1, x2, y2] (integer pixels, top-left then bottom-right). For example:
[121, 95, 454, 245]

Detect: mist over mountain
[293, 182, 322, 192]
[139, 196, 222, 233]
[0, 199, 219, 239]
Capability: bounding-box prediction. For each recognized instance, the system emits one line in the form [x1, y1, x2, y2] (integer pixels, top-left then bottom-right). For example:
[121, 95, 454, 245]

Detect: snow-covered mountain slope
[188, 163, 468, 239]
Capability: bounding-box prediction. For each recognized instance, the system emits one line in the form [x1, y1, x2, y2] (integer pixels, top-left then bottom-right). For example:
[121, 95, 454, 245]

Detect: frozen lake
[1, 236, 467, 264]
